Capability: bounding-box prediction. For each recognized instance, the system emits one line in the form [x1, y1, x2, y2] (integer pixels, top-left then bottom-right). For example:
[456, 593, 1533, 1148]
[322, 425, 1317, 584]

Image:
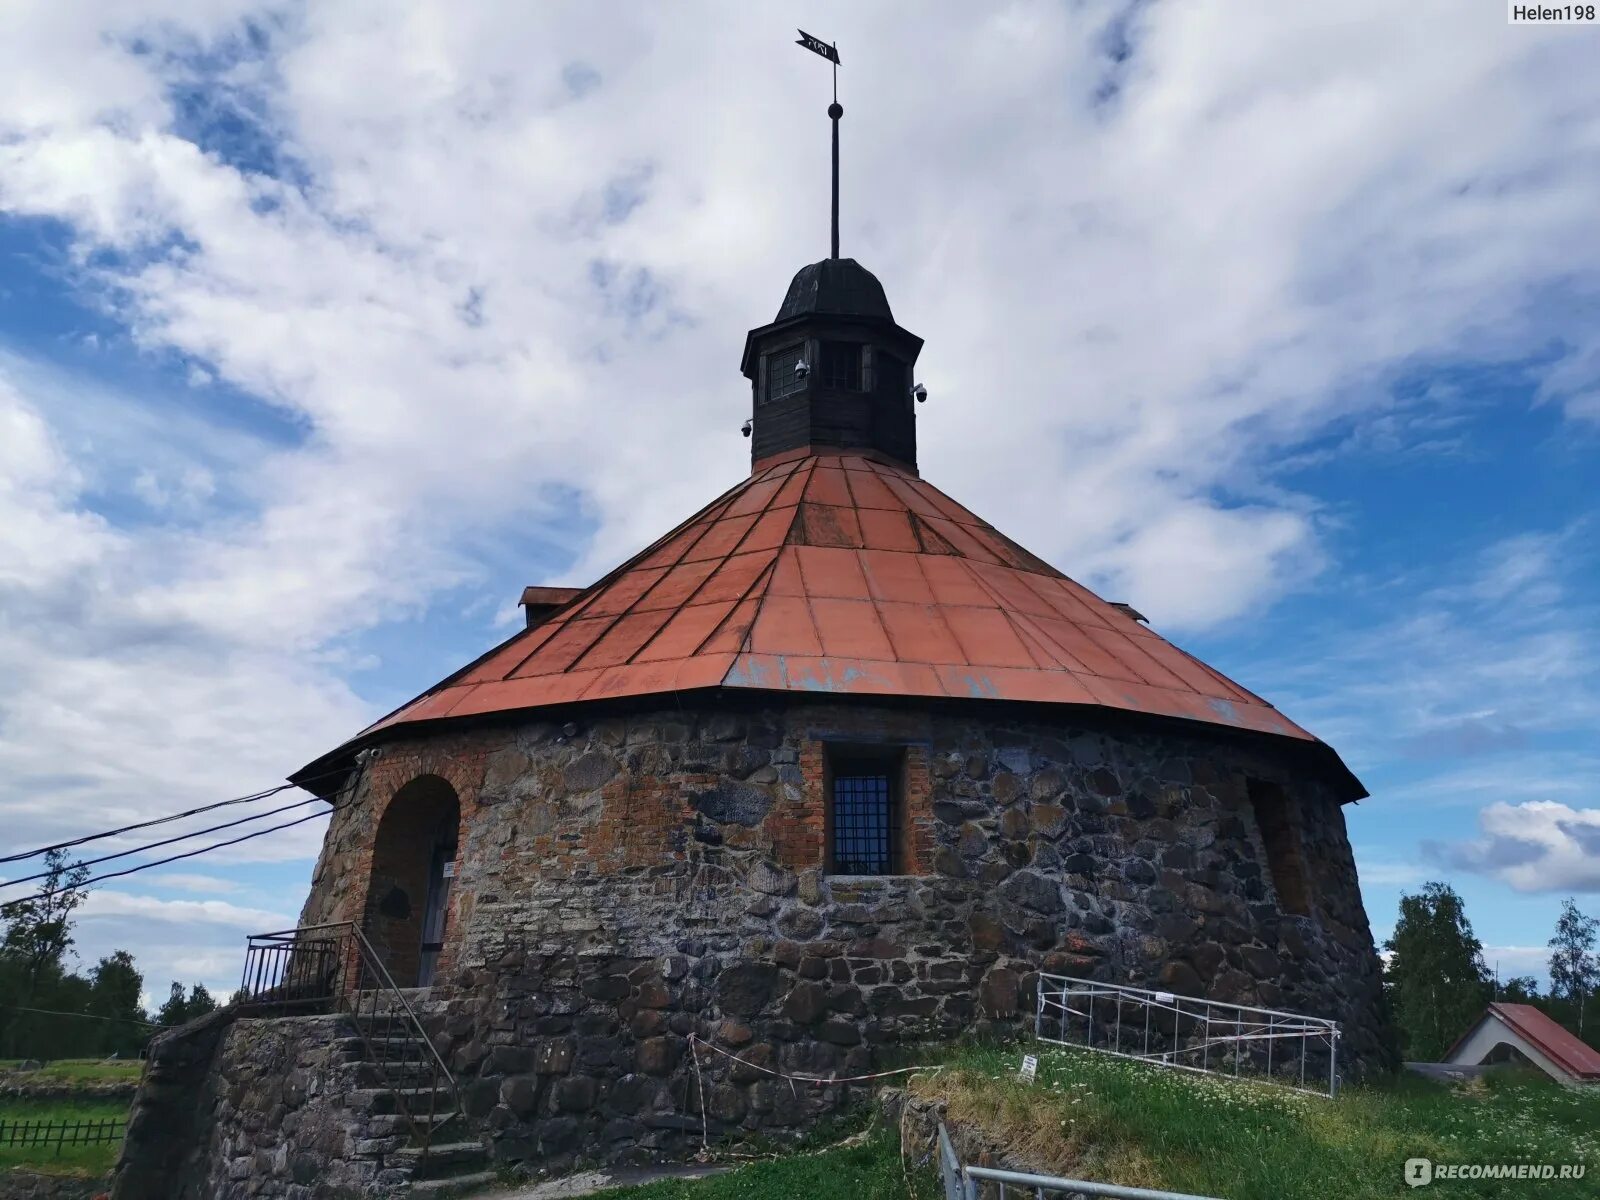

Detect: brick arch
[362, 773, 460, 987]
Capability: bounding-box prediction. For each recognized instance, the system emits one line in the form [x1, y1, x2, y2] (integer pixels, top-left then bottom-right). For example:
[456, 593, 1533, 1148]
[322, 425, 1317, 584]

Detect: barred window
[766, 344, 806, 401]
[828, 746, 903, 875]
[1247, 780, 1312, 916]
[819, 341, 862, 390]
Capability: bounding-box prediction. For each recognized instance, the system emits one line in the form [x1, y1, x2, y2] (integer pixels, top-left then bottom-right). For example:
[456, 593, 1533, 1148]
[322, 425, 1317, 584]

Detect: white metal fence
[1034, 973, 1341, 1098]
[936, 1121, 1222, 1200]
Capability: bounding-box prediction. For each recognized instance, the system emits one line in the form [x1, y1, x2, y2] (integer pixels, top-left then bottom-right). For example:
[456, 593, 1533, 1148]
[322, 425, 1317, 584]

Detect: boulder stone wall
[0, 1173, 109, 1200]
[112, 1014, 408, 1200]
[297, 699, 1394, 1169]
[108, 1008, 235, 1200]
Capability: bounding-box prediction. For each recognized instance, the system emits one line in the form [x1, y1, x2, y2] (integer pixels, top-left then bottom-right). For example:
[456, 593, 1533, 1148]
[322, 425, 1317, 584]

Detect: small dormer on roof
[740, 258, 924, 475]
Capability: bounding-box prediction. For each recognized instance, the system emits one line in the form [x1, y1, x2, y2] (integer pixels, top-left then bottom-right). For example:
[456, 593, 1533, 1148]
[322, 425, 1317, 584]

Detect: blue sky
[0, 2, 1596, 1005]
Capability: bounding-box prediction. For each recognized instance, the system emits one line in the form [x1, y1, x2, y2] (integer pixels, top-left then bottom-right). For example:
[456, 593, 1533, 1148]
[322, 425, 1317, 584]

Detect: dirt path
[485, 1163, 729, 1198]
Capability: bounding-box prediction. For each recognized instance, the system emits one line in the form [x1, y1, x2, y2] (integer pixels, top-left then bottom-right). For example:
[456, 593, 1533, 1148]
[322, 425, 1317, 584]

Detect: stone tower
[111, 255, 1394, 1198]
[272, 254, 1393, 1167]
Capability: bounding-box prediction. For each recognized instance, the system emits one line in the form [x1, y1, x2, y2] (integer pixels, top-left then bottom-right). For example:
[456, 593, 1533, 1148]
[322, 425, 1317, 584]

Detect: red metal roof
[347, 453, 1345, 769]
[1448, 1004, 1600, 1081]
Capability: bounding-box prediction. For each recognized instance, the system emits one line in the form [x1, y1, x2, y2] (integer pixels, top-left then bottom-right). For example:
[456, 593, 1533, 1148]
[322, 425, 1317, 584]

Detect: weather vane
[795, 29, 842, 259]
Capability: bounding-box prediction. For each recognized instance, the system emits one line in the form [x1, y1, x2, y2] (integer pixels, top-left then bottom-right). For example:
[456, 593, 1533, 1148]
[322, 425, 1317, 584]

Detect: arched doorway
[365, 775, 460, 987]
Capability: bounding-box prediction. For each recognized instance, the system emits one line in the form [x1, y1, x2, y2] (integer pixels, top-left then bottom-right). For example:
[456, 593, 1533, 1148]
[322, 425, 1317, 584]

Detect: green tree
[0, 850, 90, 1057]
[1548, 898, 1598, 1038]
[1499, 975, 1541, 1003]
[89, 951, 149, 1057]
[1384, 882, 1492, 1061]
[185, 983, 217, 1019]
[0, 850, 90, 989]
[155, 982, 189, 1027]
[156, 981, 218, 1028]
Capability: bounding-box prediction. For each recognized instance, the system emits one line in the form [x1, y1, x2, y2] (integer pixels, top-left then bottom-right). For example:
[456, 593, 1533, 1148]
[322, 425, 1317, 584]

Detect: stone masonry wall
[112, 1013, 411, 1200]
[296, 699, 1394, 1170]
[110, 1009, 236, 1200]
[191, 1015, 410, 1199]
[0, 1174, 107, 1200]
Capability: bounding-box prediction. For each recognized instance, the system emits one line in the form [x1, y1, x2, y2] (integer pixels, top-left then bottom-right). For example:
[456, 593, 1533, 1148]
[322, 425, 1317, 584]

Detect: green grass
[0, 1099, 127, 1176]
[912, 1044, 1600, 1199]
[0, 1058, 143, 1083]
[586, 1125, 930, 1199]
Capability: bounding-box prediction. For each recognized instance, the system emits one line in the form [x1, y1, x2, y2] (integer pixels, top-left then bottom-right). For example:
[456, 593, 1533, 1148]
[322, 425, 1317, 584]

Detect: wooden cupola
[739, 258, 925, 475]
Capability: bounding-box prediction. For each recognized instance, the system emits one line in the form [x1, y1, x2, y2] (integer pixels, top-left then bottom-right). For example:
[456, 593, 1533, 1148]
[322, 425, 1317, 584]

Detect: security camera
[794, 359, 810, 379]
[912, 383, 928, 403]
[740, 419, 753, 438]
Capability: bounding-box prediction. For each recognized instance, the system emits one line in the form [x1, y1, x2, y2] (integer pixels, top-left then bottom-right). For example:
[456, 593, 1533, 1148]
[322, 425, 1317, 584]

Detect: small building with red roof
[1445, 1003, 1600, 1086]
[267, 250, 1393, 1170]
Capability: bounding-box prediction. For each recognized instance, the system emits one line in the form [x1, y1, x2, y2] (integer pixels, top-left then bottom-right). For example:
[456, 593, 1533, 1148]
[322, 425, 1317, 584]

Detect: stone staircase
[340, 1002, 494, 1197]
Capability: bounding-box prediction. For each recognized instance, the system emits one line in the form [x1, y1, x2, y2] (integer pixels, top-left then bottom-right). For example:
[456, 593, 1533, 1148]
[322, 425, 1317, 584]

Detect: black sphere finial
[828, 102, 843, 120]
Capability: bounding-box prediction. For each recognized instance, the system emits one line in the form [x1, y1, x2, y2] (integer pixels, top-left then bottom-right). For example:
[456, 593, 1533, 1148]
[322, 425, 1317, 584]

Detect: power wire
[0, 765, 351, 866]
[1, 1005, 163, 1029]
[3, 804, 351, 905]
[0, 794, 326, 890]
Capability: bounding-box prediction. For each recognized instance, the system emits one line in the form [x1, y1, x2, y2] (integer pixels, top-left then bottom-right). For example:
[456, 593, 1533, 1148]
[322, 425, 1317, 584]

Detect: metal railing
[937, 1122, 1222, 1200]
[0, 1116, 125, 1155]
[239, 922, 460, 1150]
[1035, 973, 1341, 1098]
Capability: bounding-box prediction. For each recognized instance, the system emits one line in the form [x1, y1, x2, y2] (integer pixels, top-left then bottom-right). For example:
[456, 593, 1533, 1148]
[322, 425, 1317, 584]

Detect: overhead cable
[0, 795, 327, 890]
[0, 765, 351, 865]
[2, 804, 351, 905]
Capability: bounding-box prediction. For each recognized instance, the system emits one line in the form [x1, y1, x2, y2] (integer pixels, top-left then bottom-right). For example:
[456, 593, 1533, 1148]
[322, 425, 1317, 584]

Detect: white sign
[442, 860, 457, 879]
[1019, 1054, 1038, 1084]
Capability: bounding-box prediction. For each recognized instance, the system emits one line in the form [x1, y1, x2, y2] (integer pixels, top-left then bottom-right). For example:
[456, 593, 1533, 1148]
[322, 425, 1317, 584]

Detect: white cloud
[1249, 525, 1599, 786]
[2, 3, 1596, 633]
[0, 375, 356, 867]
[1482, 945, 1556, 984]
[1354, 860, 1430, 889]
[80, 890, 293, 930]
[150, 873, 243, 895]
[76, 888, 300, 1000]
[1434, 801, 1600, 894]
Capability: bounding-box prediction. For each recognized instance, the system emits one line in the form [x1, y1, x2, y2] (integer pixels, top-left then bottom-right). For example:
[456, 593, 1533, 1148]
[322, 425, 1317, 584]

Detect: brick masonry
[281, 698, 1394, 1171]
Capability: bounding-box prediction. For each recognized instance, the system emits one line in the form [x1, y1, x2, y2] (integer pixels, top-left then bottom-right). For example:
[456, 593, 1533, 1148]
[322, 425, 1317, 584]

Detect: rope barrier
[688, 1032, 942, 1086]
[686, 1032, 944, 1174]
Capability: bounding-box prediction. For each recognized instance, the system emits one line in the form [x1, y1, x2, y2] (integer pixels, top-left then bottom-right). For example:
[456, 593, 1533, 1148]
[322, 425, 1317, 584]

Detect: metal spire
[796, 30, 841, 259]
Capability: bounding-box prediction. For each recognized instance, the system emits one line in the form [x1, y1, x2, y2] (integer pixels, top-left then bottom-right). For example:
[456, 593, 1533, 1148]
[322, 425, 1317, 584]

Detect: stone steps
[395, 1140, 491, 1180]
[407, 1171, 498, 1198]
[354, 1084, 456, 1115]
[357, 1059, 439, 1087]
[347, 988, 435, 1020]
[335, 998, 489, 1195]
[337, 1035, 431, 1063]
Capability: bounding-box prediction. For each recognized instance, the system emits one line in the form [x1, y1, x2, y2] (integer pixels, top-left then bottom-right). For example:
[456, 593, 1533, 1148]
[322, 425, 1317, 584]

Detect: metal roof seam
[907, 511, 959, 556]
[894, 552, 969, 665]
[953, 556, 1093, 674]
[1173, 643, 1274, 708]
[334, 453, 1346, 778]
[620, 465, 807, 667]
[1007, 610, 1094, 675]
[743, 459, 817, 552]
[693, 556, 781, 661]
[904, 475, 987, 526]
[497, 474, 764, 681]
